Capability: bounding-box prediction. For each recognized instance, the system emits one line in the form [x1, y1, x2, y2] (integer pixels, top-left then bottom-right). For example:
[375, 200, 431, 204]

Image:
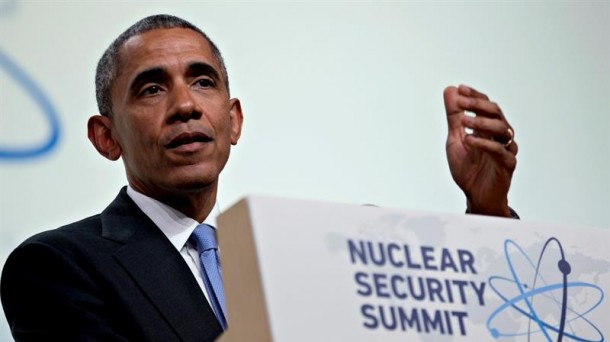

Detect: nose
[167, 82, 202, 123]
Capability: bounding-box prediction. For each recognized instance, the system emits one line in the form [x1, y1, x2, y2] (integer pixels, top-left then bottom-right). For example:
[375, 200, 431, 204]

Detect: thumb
[443, 85, 464, 137]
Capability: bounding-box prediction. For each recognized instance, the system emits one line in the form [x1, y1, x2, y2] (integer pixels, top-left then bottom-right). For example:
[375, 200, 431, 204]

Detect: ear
[87, 115, 122, 160]
[228, 98, 244, 145]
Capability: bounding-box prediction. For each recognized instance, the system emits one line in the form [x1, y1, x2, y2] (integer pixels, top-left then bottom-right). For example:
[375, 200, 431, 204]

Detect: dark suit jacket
[1, 187, 223, 341]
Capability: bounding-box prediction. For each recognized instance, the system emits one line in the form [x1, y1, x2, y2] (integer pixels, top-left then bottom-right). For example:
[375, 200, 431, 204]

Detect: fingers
[462, 115, 515, 149]
[458, 84, 489, 100]
[457, 85, 504, 120]
[464, 134, 519, 167]
[447, 84, 517, 151]
[468, 128, 519, 156]
[462, 114, 518, 156]
[444, 84, 504, 135]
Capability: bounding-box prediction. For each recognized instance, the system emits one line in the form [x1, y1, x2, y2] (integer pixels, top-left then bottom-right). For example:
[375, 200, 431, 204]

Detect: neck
[158, 187, 217, 223]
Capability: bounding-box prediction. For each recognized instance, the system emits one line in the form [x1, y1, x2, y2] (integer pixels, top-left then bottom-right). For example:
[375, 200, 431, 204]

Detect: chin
[175, 180, 216, 193]
[166, 166, 221, 192]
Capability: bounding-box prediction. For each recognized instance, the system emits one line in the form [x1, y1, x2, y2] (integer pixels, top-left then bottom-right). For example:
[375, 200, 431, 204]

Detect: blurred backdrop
[0, 1, 608, 339]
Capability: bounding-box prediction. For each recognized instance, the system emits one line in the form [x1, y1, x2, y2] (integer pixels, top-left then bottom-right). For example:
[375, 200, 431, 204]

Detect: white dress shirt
[126, 185, 220, 308]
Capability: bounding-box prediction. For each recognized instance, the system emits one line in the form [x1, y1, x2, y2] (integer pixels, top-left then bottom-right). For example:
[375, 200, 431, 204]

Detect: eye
[140, 85, 162, 96]
[194, 78, 215, 89]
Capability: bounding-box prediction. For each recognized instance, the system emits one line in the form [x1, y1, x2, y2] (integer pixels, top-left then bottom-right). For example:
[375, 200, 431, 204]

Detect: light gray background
[0, 1, 608, 340]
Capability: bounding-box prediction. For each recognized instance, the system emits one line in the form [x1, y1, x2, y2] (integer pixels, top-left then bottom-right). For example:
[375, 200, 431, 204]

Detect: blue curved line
[531, 238, 568, 341]
[503, 239, 553, 341]
[487, 238, 606, 341]
[488, 277, 605, 324]
[487, 280, 604, 328]
[0, 49, 61, 159]
[489, 276, 604, 328]
[487, 280, 604, 341]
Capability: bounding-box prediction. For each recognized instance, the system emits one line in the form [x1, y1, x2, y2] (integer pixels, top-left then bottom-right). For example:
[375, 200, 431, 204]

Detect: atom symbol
[487, 238, 604, 342]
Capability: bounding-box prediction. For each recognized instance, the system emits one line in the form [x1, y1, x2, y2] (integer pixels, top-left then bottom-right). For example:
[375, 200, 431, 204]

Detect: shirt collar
[126, 185, 219, 251]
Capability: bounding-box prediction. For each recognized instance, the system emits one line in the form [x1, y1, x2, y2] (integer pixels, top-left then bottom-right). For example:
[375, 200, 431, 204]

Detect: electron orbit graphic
[486, 238, 604, 342]
[0, 49, 61, 160]
[1, 0, 61, 160]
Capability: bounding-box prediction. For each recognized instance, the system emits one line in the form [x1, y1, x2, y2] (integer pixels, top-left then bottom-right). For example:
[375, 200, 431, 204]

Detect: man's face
[107, 28, 242, 198]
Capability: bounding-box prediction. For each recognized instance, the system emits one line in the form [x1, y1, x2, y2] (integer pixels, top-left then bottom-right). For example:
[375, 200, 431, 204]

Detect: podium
[217, 196, 608, 342]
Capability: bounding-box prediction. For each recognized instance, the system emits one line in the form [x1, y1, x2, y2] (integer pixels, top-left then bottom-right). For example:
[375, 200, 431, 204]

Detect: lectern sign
[348, 238, 485, 336]
[217, 197, 608, 342]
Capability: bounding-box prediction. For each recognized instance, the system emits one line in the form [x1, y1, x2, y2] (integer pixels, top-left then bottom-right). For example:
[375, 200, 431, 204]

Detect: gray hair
[95, 14, 229, 117]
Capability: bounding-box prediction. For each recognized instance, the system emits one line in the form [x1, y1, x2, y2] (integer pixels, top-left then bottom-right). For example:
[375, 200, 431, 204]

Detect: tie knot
[190, 224, 218, 252]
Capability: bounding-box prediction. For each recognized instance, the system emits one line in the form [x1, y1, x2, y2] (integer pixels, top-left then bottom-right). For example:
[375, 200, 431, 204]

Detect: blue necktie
[190, 224, 227, 329]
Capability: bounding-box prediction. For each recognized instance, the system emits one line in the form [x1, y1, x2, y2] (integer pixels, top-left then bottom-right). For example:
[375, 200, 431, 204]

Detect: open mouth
[165, 132, 212, 149]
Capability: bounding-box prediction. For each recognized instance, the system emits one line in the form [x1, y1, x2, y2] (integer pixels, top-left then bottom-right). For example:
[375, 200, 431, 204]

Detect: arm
[443, 85, 518, 217]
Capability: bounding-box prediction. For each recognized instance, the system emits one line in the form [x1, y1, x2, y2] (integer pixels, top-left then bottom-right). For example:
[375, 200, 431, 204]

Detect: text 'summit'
[348, 239, 487, 337]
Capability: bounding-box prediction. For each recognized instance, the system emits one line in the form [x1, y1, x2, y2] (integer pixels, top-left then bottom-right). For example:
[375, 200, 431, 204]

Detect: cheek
[218, 119, 235, 147]
[115, 119, 159, 160]
[208, 105, 233, 139]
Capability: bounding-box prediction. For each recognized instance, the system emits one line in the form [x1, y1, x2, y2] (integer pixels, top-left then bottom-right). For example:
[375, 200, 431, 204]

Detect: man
[0, 14, 517, 342]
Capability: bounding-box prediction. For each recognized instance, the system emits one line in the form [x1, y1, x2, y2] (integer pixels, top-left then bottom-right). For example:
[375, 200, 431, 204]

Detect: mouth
[165, 132, 213, 149]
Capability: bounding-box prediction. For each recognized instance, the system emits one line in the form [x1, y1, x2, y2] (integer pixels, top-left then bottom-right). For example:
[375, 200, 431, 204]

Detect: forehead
[116, 27, 218, 78]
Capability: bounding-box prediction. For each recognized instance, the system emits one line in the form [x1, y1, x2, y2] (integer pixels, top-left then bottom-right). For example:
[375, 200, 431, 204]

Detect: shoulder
[2, 216, 109, 282]
[15, 214, 105, 255]
[14, 186, 139, 253]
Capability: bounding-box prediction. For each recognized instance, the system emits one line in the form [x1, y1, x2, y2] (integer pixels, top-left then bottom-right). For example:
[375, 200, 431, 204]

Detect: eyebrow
[129, 67, 166, 94]
[185, 62, 221, 84]
[128, 62, 222, 94]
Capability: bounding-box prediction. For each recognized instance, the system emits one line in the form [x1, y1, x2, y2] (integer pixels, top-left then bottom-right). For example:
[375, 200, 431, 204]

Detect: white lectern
[217, 196, 608, 342]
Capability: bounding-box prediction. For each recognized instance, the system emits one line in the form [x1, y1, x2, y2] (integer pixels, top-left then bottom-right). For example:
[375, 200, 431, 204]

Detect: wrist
[466, 199, 512, 218]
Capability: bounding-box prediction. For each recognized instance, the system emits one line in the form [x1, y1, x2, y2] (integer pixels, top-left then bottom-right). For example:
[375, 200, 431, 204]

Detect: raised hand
[444, 85, 518, 217]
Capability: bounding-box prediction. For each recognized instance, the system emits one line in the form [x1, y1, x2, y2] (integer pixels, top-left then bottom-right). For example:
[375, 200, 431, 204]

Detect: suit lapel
[101, 188, 223, 341]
